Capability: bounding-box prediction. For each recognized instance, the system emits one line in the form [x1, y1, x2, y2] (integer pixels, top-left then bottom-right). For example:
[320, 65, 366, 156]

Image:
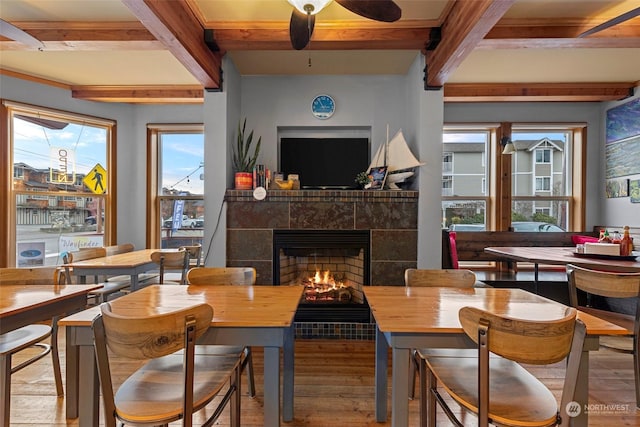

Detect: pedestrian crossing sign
[83, 163, 107, 194]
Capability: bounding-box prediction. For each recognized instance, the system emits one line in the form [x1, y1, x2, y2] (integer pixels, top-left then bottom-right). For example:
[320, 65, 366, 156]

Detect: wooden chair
[62, 248, 131, 304]
[181, 243, 203, 267]
[567, 263, 640, 408]
[186, 267, 257, 397]
[149, 249, 190, 286]
[0, 267, 64, 425]
[92, 302, 242, 427]
[419, 306, 585, 427]
[404, 268, 478, 399]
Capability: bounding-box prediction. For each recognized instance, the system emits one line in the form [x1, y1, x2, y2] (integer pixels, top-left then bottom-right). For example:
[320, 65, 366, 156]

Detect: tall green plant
[232, 118, 261, 173]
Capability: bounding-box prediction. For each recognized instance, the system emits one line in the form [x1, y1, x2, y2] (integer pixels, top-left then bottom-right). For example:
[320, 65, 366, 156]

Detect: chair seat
[579, 306, 635, 332]
[0, 325, 52, 355]
[425, 355, 559, 427]
[115, 352, 240, 425]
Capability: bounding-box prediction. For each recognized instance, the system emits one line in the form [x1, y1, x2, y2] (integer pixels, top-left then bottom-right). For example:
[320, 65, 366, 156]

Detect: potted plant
[232, 118, 261, 189]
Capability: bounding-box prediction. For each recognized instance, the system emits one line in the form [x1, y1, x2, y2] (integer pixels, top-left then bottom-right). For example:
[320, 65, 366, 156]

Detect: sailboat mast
[384, 124, 389, 166]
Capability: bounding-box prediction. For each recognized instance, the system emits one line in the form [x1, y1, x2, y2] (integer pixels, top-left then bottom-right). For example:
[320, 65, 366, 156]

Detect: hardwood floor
[7, 328, 640, 426]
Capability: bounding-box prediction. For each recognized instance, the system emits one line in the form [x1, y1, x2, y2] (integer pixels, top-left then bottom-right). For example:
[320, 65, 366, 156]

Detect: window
[3, 101, 114, 267]
[535, 149, 551, 163]
[442, 176, 453, 196]
[535, 177, 551, 191]
[441, 129, 489, 230]
[511, 127, 579, 231]
[148, 125, 204, 251]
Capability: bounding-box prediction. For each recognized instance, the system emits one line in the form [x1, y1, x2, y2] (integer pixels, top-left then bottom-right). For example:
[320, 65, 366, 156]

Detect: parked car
[448, 222, 564, 232]
[195, 216, 204, 228]
[163, 215, 197, 229]
[85, 215, 103, 225]
[448, 224, 485, 231]
[511, 221, 564, 232]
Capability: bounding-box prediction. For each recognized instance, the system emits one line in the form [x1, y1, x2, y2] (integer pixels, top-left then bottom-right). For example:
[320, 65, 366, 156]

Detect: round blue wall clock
[311, 94, 335, 119]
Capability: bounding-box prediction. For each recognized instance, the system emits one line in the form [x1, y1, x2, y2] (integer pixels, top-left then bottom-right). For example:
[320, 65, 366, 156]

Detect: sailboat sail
[368, 129, 423, 172]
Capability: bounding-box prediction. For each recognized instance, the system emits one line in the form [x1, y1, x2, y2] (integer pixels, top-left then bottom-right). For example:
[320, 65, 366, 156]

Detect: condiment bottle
[620, 226, 633, 256]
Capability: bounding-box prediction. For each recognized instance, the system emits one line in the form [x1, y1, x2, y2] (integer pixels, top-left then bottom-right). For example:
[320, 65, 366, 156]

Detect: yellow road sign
[83, 163, 107, 194]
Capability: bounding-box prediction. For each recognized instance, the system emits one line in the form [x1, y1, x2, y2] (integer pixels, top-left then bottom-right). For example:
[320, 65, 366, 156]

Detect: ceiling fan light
[287, 0, 332, 15]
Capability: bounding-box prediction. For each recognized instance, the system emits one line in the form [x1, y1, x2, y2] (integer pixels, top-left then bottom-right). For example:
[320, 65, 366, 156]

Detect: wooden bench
[443, 229, 599, 304]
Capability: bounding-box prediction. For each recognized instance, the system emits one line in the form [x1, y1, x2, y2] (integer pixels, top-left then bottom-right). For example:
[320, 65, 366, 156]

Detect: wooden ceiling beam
[121, 0, 223, 90]
[71, 85, 204, 104]
[443, 82, 636, 102]
[211, 27, 432, 50]
[425, 0, 515, 89]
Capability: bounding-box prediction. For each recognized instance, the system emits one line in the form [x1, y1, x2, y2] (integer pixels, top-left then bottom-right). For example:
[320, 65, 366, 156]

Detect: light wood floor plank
[6, 327, 640, 426]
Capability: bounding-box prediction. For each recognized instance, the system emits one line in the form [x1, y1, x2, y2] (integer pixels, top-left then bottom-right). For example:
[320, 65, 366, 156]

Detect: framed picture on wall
[605, 178, 629, 198]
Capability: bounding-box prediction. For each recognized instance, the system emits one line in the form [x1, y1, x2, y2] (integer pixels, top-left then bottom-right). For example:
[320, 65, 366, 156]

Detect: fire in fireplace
[299, 270, 365, 304]
[273, 230, 371, 323]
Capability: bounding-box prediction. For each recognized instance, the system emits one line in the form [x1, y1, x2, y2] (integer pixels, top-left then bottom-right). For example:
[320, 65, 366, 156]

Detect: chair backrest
[151, 249, 189, 284]
[92, 302, 213, 425]
[180, 244, 202, 267]
[96, 301, 213, 359]
[0, 266, 59, 285]
[404, 268, 476, 288]
[567, 263, 640, 301]
[62, 247, 107, 283]
[187, 267, 257, 285]
[104, 243, 135, 256]
[459, 306, 579, 365]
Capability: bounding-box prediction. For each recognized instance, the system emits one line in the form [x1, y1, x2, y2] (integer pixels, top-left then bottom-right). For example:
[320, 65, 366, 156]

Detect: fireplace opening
[273, 230, 370, 323]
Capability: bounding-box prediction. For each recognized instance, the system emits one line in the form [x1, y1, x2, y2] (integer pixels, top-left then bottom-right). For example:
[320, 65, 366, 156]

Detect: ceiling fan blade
[0, 18, 44, 49]
[290, 9, 315, 50]
[335, 0, 401, 22]
[578, 6, 640, 38]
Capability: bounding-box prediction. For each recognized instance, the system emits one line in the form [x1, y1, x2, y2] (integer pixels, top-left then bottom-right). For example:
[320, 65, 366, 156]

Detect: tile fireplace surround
[226, 189, 418, 338]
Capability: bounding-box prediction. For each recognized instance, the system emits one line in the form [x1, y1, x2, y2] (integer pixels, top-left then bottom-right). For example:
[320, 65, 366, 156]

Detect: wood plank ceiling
[0, 0, 639, 103]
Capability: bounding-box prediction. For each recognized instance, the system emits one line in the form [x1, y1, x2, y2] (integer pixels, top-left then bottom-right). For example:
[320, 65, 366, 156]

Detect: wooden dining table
[485, 246, 640, 293]
[364, 286, 629, 427]
[0, 284, 102, 335]
[63, 248, 160, 291]
[58, 284, 303, 427]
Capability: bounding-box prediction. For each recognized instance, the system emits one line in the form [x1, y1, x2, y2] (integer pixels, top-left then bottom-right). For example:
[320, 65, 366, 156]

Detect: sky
[13, 116, 205, 195]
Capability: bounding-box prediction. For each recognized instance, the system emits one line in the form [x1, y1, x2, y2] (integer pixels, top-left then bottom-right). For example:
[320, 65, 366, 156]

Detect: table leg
[130, 274, 139, 291]
[571, 348, 591, 427]
[391, 347, 410, 427]
[78, 344, 100, 427]
[375, 327, 388, 422]
[65, 328, 79, 419]
[263, 346, 280, 427]
[282, 324, 294, 422]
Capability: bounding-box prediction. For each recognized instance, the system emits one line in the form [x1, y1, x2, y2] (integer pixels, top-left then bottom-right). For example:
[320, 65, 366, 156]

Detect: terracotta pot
[235, 172, 253, 190]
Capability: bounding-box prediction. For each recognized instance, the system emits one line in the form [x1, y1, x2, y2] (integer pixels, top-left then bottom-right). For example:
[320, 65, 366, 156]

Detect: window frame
[146, 123, 204, 249]
[1, 100, 116, 267]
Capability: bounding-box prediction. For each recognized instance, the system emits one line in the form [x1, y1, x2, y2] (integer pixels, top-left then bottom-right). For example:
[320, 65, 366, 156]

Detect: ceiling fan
[578, 6, 640, 38]
[0, 18, 44, 49]
[287, 0, 401, 50]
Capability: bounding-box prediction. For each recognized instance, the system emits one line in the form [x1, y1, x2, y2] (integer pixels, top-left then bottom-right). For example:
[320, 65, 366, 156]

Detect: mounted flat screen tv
[280, 138, 370, 189]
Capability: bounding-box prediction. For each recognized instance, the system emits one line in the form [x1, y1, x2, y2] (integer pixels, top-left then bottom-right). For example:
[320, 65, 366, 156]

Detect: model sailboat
[368, 128, 423, 189]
